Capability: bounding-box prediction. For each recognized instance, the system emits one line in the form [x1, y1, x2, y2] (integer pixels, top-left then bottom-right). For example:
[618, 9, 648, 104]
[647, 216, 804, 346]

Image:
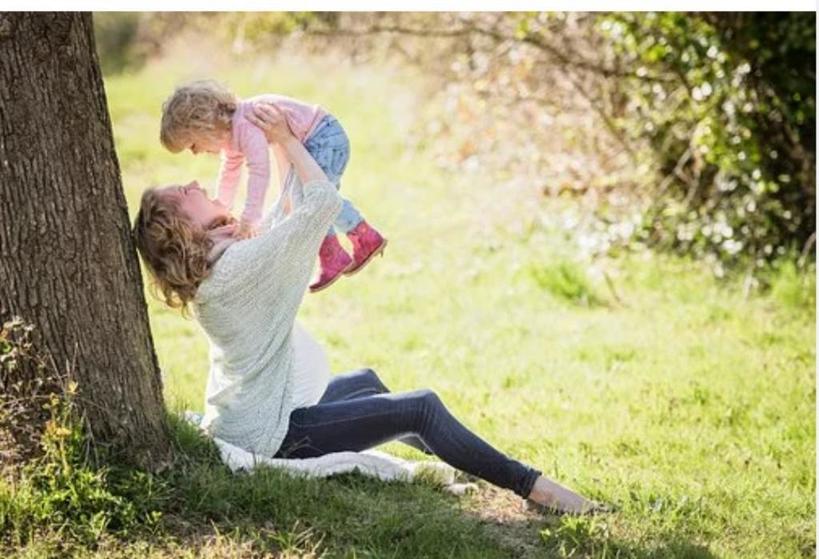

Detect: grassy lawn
[6, 45, 814, 558]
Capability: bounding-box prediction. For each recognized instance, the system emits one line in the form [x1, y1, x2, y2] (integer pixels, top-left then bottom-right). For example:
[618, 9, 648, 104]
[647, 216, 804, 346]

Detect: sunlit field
[50, 40, 817, 558]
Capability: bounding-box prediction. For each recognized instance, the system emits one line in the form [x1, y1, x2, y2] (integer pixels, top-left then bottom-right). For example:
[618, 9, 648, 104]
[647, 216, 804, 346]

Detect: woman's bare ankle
[527, 476, 595, 514]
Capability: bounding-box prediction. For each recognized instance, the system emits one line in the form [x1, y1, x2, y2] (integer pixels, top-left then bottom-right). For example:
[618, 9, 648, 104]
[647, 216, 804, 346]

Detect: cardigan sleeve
[215, 179, 341, 307]
[263, 178, 340, 263]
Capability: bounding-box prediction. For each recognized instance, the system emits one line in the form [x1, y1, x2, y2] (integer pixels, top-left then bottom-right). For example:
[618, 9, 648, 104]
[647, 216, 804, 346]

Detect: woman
[133, 103, 602, 515]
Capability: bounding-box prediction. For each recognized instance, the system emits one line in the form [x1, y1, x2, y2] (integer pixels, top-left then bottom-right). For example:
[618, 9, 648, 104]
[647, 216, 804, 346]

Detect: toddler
[160, 80, 386, 292]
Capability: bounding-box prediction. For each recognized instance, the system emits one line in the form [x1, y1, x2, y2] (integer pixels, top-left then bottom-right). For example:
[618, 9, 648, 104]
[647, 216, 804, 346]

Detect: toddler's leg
[333, 197, 364, 235]
[303, 116, 387, 278]
[345, 218, 387, 276]
[310, 232, 352, 292]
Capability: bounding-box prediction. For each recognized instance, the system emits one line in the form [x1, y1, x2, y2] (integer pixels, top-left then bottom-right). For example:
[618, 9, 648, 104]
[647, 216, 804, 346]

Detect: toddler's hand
[235, 219, 258, 240]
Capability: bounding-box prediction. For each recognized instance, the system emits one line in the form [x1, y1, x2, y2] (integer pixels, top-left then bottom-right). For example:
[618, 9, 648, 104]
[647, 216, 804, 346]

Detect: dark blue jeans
[275, 368, 542, 498]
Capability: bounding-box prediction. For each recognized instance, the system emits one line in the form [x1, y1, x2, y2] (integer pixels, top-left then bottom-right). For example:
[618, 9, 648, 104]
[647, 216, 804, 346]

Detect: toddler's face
[188, 130, 227, 155]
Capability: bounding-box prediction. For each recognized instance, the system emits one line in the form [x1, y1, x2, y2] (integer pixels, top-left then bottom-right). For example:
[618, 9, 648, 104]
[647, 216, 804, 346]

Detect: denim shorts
[304, 115, 350, 185]
[280, 115, 362, 235]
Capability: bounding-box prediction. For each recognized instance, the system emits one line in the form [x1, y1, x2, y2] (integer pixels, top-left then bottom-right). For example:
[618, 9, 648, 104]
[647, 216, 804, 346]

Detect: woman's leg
[277, 388, 541, 498]
[317, 368, 389, 404]
[317, 369, 433, 454]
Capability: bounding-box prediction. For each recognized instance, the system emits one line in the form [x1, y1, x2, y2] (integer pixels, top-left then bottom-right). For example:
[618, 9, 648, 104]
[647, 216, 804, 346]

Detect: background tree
[0, 12, 171, 470]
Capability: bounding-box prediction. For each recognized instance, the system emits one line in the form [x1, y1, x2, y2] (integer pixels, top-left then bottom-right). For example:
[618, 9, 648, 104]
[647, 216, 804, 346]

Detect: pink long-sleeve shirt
[217, 94, 328, 225]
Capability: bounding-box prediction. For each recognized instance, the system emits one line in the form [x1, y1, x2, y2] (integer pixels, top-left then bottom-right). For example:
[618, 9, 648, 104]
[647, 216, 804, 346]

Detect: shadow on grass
[109, 417, 719, 559]
[453, 484, 718, 559]
[142, 472, 719, 559]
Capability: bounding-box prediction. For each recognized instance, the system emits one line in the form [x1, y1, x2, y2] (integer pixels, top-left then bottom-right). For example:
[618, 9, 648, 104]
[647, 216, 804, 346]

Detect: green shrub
[0, 320, 164, 548]
[602, 13, 815, 273]
[769, 260, 816, 311]
[529, 261, 604, 307]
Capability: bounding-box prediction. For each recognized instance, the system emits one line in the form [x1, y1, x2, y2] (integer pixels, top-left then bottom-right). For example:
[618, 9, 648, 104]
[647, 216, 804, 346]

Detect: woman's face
[159, 181, 229, 229]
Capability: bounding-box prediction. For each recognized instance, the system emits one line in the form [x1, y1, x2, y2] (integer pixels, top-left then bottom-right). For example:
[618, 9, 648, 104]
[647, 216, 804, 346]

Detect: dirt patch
[458, 485, 560, 558]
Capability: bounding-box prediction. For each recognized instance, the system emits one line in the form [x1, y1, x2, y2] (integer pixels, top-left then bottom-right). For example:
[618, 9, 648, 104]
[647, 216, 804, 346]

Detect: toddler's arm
[237, 122, 272, 227]
[216, 150, 244, 211]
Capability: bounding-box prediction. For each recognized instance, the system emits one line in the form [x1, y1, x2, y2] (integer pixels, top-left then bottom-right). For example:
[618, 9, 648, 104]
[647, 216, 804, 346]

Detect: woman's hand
[247, 102, 295, 144]
[235, 218, 258, 240]
[249, 102, 329, 185]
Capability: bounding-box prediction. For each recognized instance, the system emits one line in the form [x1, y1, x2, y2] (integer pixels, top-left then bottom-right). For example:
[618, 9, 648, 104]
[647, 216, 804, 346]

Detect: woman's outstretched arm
[215, 103, 341, 304]
[246, 103, 328, 186]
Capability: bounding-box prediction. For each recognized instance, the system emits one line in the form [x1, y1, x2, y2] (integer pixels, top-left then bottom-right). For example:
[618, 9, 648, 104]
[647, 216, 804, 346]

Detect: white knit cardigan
[194, 178, 341, 457]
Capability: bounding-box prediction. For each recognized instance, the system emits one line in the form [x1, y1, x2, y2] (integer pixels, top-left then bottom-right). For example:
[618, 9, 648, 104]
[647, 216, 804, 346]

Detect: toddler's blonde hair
[160, 80, 238, 153]
[132, 187, 226, 312]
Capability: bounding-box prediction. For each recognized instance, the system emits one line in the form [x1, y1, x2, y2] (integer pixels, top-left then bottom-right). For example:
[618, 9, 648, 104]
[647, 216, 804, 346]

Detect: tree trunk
[0, 12, 172, 470]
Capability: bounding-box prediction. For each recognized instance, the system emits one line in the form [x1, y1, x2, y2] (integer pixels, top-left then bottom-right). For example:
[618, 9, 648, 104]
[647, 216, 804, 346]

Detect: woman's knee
[404, 389, 445, 435]
[412, 388, 443, 410]
[361, 368, 389, 392]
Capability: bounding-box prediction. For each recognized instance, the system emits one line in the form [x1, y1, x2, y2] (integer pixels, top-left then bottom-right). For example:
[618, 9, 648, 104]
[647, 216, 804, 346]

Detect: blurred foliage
[298, 11, 815, 276]
[93, 12, 321, 74]
[93, 13, 146, 75]
[602, 12, 815, 275]
[92, 12, 815, 277]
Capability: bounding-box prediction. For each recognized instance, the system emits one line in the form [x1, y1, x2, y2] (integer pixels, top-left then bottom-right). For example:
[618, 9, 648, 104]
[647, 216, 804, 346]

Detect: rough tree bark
[0, 12, 172, 470]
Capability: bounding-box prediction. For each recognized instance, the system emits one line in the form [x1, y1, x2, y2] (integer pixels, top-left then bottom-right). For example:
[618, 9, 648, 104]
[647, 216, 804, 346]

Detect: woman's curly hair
[160, 80, 237, 153]
[132, 188, 218, 312]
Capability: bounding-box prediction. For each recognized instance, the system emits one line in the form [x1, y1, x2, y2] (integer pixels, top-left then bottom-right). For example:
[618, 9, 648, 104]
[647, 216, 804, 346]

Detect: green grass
[4, 42, 815, 558]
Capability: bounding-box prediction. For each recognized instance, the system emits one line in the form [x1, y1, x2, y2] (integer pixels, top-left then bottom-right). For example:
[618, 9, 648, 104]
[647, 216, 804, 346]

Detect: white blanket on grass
[183, 412, 472, 491]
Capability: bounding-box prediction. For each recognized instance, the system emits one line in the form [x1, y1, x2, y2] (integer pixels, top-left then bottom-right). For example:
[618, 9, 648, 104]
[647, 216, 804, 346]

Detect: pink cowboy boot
[310, 235, 353, 293]
[345, 221, 388, 276]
